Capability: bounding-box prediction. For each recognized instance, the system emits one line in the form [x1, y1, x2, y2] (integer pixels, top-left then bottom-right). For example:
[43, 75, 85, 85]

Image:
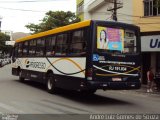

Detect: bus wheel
[46, 73, 57, 94]
[19, 70, 25, 82]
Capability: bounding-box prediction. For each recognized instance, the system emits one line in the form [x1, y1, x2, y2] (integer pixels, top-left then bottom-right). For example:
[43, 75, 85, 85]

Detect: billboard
[5, 41, 15, 46]
[97, 26, 124, 51]
[141, 35, 160, 52]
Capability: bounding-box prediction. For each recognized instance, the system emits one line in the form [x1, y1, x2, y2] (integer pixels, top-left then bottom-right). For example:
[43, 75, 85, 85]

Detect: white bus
[12, 20, 141, 94]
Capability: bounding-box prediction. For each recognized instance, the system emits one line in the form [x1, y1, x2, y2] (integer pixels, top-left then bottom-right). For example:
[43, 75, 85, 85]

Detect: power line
[106, 15, 113, 20]
[0, 0, 61, 3]
[0, 6, 47, 12]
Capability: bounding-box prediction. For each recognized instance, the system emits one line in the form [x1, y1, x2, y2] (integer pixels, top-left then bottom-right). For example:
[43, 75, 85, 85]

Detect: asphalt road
[0, 65, 160, 120]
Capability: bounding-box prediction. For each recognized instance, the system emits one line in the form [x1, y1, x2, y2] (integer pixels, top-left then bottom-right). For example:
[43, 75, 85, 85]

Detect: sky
[0, 0, 76, 33]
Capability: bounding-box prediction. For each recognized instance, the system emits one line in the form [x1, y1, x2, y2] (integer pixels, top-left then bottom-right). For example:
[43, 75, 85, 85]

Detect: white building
[83, 0, 133, 24]
[1, 30, 13, 41]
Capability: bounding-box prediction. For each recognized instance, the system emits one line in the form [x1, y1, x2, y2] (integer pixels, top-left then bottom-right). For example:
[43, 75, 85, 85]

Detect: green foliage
[158, 0, 160, 6]
[155, 0, 160, 7]
[25, 11, 81, 33]
[0, 32, 12, 54]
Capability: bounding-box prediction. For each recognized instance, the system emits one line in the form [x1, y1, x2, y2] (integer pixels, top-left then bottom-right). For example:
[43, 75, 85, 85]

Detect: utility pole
[113, 0, 117, 21]
[107, 0, 123, 21]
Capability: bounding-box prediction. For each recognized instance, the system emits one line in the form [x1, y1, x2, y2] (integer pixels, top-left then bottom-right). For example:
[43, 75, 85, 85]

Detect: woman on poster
[99, 30, 109, 49]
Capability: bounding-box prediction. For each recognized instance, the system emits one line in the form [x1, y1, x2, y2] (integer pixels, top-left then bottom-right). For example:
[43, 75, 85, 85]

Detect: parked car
[0, 59, 3, 67]
[0, 58, 11, 67]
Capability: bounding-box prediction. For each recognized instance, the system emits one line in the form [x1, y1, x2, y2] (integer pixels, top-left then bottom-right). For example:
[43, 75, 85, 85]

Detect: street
[0, 65, 160, 120]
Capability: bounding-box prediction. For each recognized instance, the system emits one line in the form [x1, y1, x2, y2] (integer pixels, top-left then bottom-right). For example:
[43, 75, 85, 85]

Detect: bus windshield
[97, 26, 137, 54]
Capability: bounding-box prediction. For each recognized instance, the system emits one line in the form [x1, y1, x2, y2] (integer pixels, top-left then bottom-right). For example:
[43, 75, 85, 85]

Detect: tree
[155, 0, 160, 7]
[0, 32, 12, 56]
[26, 11, 81, 33]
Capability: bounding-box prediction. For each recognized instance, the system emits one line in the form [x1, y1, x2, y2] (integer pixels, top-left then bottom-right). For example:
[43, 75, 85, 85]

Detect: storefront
[141, 32, 160, 84]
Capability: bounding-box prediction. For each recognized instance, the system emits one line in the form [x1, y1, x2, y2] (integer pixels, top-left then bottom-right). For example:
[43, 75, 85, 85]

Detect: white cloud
[0, 0, 76, 33]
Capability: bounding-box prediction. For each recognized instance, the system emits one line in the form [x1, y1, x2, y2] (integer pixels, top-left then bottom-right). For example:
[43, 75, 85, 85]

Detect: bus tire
[19, 70, 25, 82]
[46, 73, 57, 94]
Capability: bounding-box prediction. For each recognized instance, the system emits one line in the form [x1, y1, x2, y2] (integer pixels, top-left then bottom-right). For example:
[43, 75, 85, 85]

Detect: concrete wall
[118, 0, 133, 24]
[83, 0, 133, 24]
[84, 0, 95, 20]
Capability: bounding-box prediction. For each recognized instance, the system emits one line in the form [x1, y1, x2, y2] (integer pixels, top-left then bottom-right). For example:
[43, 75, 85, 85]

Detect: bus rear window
[97, 26, 137, 54]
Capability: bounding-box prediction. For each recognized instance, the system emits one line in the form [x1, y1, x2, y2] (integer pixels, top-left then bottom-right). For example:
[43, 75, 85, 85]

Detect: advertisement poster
[97, 26, 124, 51]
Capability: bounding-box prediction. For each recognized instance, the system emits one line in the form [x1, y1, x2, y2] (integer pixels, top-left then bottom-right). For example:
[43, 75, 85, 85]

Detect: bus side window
[12, 43, 18, 62]
[46, 36, 56, 56]
[29, 39, 36, 56]
[18, 42, 23, 57]
[36, 38, 45, 57]
[55, 34, 68, 56]
[23, 41, 29, 57]
[124, 30, 137, 54]
[69, 29, 86, 56]
[14, 43, 18, 57]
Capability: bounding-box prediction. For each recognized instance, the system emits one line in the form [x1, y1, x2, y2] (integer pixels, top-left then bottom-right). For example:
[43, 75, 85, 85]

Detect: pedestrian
[147, 67, 154, 92]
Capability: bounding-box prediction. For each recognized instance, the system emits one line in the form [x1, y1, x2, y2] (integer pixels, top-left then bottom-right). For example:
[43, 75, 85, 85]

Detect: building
[133, 0, 160, 84]
[0, 17, 2, 31]
[1, 31, 30, 46]
[76, 0, 84, 21]
[76, 0, 160, 84]
[1, 30, 13, 40]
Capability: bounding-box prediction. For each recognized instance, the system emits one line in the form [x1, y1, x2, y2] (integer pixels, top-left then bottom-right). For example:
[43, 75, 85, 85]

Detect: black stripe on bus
[46, 57, 86, 76]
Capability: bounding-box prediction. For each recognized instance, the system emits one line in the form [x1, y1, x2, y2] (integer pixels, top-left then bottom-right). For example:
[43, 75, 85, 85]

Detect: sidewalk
[134, 85, 160, 95]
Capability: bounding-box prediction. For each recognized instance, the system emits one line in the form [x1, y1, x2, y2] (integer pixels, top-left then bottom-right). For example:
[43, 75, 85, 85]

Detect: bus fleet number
[109, 66, 127, 71]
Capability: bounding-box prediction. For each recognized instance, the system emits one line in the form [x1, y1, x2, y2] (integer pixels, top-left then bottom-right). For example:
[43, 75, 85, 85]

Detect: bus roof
[16, 20, 91, 43]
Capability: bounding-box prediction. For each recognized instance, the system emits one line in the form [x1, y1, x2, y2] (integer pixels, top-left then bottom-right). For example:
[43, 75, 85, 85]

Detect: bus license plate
[112, 78, 122, 81]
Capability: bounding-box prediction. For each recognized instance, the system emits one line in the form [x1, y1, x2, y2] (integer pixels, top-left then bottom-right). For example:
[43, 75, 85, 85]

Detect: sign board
[141, 35, 160, 52]
[5, 41, 15, 46]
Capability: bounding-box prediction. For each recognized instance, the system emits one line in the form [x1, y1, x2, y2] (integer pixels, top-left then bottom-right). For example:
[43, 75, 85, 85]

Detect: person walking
[147, 67, 154, 92]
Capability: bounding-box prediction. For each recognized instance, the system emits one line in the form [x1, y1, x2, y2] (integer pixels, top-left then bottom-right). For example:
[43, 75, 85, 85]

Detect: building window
[77, 1, 84, 15]
[144, 0, 160, 16]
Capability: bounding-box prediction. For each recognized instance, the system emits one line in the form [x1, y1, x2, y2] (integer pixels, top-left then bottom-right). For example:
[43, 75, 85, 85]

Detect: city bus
[12, 20, 141, 94]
